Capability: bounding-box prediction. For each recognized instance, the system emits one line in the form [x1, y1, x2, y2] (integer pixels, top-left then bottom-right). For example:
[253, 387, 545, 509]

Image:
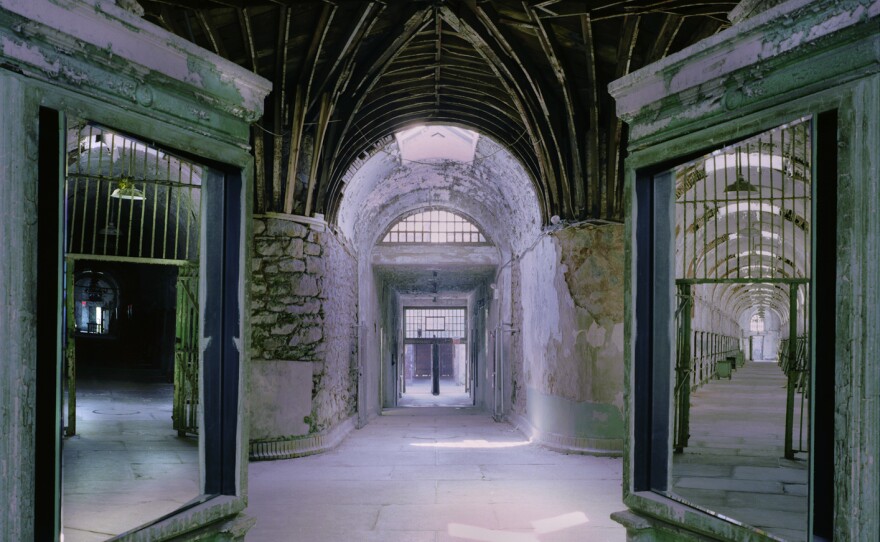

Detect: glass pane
[62, 120, 204, 540]
[666, 119, 811, 541]
[404, 307, 466, 339]
[380, 208, 488, 244]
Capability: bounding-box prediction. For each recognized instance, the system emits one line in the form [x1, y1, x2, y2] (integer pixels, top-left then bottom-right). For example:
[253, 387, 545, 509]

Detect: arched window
[381, 208, 487, 244]
[73, 271, 119, 335]
[749, 313, 765, 333]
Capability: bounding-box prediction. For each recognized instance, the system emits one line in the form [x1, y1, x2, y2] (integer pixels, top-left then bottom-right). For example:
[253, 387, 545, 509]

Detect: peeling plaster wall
[509, 261, 526, 416]
[249, 217, 358, 442]
[0, 1, 271, 538]
[517, 223, 625, 453]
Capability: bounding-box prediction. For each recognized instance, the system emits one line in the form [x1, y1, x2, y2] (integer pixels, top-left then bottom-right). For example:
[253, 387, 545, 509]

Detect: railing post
[784, 284, 798, 459]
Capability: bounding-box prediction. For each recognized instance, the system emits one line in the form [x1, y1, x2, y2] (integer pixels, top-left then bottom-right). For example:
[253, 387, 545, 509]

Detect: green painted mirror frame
[0, 1, 271, 540]
[609, 0, 878, 540]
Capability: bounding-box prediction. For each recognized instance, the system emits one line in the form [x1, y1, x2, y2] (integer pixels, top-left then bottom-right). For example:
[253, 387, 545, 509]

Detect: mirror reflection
[62, 121, 202, 540]
[668, 119, 812, 541]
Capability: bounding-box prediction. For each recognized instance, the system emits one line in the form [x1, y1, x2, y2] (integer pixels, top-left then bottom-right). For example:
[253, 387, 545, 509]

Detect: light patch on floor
[247, 408, 625, 541]
[410, 439, 530, 449]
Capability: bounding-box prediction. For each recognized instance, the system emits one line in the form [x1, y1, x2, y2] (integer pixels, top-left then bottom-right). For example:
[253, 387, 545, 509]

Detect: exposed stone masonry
[250, 216, 358, 442]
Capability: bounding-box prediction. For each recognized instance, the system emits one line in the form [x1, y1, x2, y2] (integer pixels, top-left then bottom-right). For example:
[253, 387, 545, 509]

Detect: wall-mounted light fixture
[110, 177, 146, 201]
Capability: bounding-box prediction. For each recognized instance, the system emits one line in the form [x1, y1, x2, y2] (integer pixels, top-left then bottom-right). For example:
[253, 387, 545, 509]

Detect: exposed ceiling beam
[193, 9, 227, 57]
[527, 1, 582, 215]
[300, 2, 336, 113]
[271, 5, 291, 211]
[325, 6, 434, 200]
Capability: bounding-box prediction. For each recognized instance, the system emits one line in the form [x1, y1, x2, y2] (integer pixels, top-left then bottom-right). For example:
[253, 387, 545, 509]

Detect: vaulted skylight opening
[394, 125, 480, 164]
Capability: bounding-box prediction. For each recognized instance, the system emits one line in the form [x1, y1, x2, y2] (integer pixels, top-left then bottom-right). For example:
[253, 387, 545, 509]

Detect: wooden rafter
[305, 94, 331, 217]
[301, 3, 336, 113]
[527, 2, 581, 216]
[141, 0, 734, 222]
[645, 13, 684, 63]
[325, 7, 433, 200]
[580, 13, 602, 218]
[458, 2, 562, 218]
[434, 8, 442, 112]
[607, 14, 640, 218]
[271, 5, 291, 212]
[307, 2, 378, 112]
[282, 85, 305, 215]
[193, 10, 227, 57]
[237, 7, 258, 73]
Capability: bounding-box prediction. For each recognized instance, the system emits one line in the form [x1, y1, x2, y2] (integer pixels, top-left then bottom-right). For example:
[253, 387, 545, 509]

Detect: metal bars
[173, 264, 200, 436]
[66, 122, 202, 262]
[675, 119, 811, 286]
[671, 118, 813, 455]
[382, 208, 487, 244]
[404, 307, 466, 339]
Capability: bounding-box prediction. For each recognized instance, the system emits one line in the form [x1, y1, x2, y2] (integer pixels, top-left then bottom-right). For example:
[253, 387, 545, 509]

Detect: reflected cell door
[174, 263, 199, 436]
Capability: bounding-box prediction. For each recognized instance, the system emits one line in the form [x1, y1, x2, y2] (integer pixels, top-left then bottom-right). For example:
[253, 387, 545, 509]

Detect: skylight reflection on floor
[448, 524, 538, 542]
[410, 439, 530, 449]
[448, 512, 589, 541]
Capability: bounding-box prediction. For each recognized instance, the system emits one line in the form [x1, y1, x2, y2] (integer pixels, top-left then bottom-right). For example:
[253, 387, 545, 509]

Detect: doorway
[399, 307, 472, 408]
[61, 121, 203, 540]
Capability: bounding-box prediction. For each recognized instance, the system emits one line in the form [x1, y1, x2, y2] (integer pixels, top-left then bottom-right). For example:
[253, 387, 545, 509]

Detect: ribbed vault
[137, 0, 736, 224]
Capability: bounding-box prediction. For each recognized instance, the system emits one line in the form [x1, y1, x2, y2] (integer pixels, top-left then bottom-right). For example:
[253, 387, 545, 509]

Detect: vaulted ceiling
[137, 0, 736, 223]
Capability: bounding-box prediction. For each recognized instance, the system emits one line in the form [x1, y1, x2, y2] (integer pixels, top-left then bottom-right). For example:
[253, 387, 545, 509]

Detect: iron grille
[404, 308, 466, 339]
[382, 209, 487, 244]
[66, 122, 202, 262]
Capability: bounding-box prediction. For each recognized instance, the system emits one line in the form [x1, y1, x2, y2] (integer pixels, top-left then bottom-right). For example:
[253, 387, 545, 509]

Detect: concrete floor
[247, 407, 626, 542]
[399, 377, 473, 407]
[57, 365, 811, 541]
[672, 361, 809, 541]
[62, 379, 199, 542]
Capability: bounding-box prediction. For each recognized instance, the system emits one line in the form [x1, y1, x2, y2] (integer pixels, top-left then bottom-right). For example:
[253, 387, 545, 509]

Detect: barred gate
[174, 265, 200, 436]
[64, 120, 202, 437]
[672, 119, 812, 458]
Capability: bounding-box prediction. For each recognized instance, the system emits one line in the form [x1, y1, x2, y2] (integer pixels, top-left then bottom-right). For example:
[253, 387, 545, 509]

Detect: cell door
[173, 264, 199, 436]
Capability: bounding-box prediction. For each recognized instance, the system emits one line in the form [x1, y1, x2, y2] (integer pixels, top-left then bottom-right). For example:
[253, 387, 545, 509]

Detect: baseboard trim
[508, 412, 624, 457]
[249, 415, 356, 461]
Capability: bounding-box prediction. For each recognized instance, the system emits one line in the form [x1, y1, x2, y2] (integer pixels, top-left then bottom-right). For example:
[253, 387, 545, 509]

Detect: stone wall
[509, 261, 527, 416]
[249, 216, 358, 449]
[515, 222, 625, 454]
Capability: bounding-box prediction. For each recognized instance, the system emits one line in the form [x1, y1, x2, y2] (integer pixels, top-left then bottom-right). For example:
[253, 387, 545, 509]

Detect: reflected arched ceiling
[675, 119, 812, 332]
[137, 0, 735, 223]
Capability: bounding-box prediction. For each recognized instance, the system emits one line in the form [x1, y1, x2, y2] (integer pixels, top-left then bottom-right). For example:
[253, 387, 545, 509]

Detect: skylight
[395, 125, 480, 163]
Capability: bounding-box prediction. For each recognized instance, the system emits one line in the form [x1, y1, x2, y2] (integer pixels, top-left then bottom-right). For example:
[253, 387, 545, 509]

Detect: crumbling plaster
[332, 125, 626, 451]
[520, 224, 625, 406]
[516, 223, 626, 450]
[610, 0, 879, 539]
[0, 1, 271, 540]
[0, 1, 270, 146]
